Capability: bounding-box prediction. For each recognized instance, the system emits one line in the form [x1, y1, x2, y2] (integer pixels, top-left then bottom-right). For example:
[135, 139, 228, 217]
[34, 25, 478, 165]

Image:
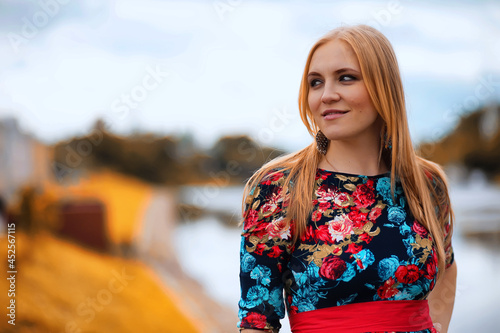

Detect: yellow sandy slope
[42, 169, 153, 245]
[0, 232, 199, 333]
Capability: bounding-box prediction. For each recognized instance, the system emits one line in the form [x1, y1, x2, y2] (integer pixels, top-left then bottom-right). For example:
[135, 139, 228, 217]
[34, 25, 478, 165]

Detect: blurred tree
[419, 104, 500, 179]
[52, 121, 287, 185]
[209, 135, 286, 182]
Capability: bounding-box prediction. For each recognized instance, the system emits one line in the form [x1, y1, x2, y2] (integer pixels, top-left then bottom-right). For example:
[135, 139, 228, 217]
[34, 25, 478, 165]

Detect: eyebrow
[307, 67, 360, 78]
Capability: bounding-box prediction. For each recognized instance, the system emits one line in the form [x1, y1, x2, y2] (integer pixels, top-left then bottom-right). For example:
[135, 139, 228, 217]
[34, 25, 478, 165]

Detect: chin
[322, 130, 345, 141]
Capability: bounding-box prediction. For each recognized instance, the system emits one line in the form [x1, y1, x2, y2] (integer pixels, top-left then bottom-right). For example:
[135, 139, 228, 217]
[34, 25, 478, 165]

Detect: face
[307, 39, 382, 144]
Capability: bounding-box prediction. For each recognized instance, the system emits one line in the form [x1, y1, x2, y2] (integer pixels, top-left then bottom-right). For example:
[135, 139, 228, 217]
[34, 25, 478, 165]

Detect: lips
[322, 109, 349, 120]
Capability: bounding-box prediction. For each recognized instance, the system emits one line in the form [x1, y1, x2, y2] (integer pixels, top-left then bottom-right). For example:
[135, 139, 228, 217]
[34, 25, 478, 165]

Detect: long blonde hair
[242, 25, 453, 278]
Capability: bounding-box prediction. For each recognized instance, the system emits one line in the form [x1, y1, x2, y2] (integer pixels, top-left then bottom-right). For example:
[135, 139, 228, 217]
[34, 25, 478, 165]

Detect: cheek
[308, 91, 321, 112]
[350, 90, 374, 113]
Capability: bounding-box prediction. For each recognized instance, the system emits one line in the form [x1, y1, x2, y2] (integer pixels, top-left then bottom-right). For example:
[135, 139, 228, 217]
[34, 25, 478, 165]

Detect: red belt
[289, 300, 433, 333]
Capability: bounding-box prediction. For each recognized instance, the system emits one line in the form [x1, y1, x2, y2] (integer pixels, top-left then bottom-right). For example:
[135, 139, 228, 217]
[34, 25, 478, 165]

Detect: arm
[426, 171, 456, 332]
[427, 261, 457, 333]
[238, 173, 291, 332]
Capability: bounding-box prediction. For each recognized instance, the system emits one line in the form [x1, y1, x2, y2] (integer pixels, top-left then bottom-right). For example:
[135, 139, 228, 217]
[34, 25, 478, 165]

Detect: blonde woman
[238, 25, 456, 333]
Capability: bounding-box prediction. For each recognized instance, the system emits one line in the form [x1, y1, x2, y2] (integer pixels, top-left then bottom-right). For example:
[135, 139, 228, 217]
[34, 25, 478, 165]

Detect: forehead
[309, 39, 360, 72]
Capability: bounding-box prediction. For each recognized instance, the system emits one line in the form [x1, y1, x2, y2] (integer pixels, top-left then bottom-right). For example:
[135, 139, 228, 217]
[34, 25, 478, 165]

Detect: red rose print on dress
[261, 190, 283, 217]
[300, 225, 314, 242]
[249, 222, 268, 239]
[300, 225, 315, 242]
[328, 214, 354, 242]
[317, 169, 331, 180]
[319, 201, 331, 211]
[377, 277, 399, 299]
[334, 191, 351, 207]
[424, 260, 437, 281]
[289, 305, 298, 315]
[265, 216, 291, 240]
[353, 182, 376, 208]
[319, 255, 347, 280]
[253, 243, 267, 256]
[395, 264, 421, 284]
[261, 172, 284, 185]
[311, 210, 323, 222]
[316, 184, 338, 203]
[369, 207, 382, 222]
[315, 224, 331, 243]
[358, 233, 373, 244]
[424, 251, 438, 280]
[345, 242, 362, 254]
[348, 208, 368, 229]
[268, 245, 284, 258]
[412, 221, 428, 237]
[241, 312, 267, 329]
[244, 209, 260, 230]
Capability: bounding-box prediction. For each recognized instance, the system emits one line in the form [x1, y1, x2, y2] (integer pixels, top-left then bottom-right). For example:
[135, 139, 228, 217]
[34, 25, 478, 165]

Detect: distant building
[0, 117, 53, 202]
[59, 200, 108, 252]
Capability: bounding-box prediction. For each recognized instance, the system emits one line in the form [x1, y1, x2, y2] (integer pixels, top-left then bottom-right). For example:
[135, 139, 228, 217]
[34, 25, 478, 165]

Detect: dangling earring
[315, 130, 329, 155]
[383, 132, 392, 150]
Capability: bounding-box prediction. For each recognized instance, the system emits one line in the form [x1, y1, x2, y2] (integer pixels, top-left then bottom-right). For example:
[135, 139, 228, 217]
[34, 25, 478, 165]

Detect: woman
[238, 25, 457, 333]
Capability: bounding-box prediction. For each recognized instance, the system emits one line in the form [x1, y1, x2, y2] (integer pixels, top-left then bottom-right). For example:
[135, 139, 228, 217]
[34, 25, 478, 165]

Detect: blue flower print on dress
[237, 309, 248, 327]
[395, 283, 424, 300]
[388, 206, 406, 225]
[250, 265, 272, 286]
[352, 249, 375, 272]
[240, 236, 245, 255]
[293, 284, 324, 312]
[293, 261, 325, 288]
[269, 287, 285, 318]
[378, 255, 400, 281]
[241, 252, 256, 273]
[399, 223, 412, 237]
[292, 262, 327, 312]
[402, 229, 418, 257]
[339, 261, 357, 282]
[337, 293, 358, 306]
[294, 298, 317, 312]
[376, 177, 393, 205]
[244, 285, 269, 308]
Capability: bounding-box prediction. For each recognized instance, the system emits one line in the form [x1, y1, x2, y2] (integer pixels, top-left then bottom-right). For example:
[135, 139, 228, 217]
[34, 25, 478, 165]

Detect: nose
[321, 82, 340, 104]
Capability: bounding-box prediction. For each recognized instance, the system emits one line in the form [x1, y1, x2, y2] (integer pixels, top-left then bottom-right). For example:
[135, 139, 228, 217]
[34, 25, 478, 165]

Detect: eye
[309, 78, 322, 88]
[339, 74, 357, 82]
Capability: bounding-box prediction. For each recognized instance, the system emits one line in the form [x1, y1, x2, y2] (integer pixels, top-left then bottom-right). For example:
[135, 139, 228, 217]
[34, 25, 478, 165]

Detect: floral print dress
[238, 168, 454, 333]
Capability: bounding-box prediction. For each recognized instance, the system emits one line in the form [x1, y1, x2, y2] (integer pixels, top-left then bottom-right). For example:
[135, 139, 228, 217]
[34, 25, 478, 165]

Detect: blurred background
[0, 0, 499, 332]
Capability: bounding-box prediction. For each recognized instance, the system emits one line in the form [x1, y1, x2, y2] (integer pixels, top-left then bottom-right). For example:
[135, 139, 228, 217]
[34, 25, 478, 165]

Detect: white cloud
[397, 46, 482, 81]
[0, 0, 499, 149]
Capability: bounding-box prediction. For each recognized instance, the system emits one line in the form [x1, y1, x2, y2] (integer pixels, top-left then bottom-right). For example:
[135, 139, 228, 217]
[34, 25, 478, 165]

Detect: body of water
[174, 182, 500, 332]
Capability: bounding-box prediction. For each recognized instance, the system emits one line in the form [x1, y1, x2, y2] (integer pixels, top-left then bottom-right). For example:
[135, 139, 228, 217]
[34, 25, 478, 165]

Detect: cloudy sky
[0, 0, 499, 150]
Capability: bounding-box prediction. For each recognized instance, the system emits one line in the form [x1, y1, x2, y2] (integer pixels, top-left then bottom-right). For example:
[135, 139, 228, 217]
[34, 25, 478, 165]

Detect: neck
[319, 138, 388, 176]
